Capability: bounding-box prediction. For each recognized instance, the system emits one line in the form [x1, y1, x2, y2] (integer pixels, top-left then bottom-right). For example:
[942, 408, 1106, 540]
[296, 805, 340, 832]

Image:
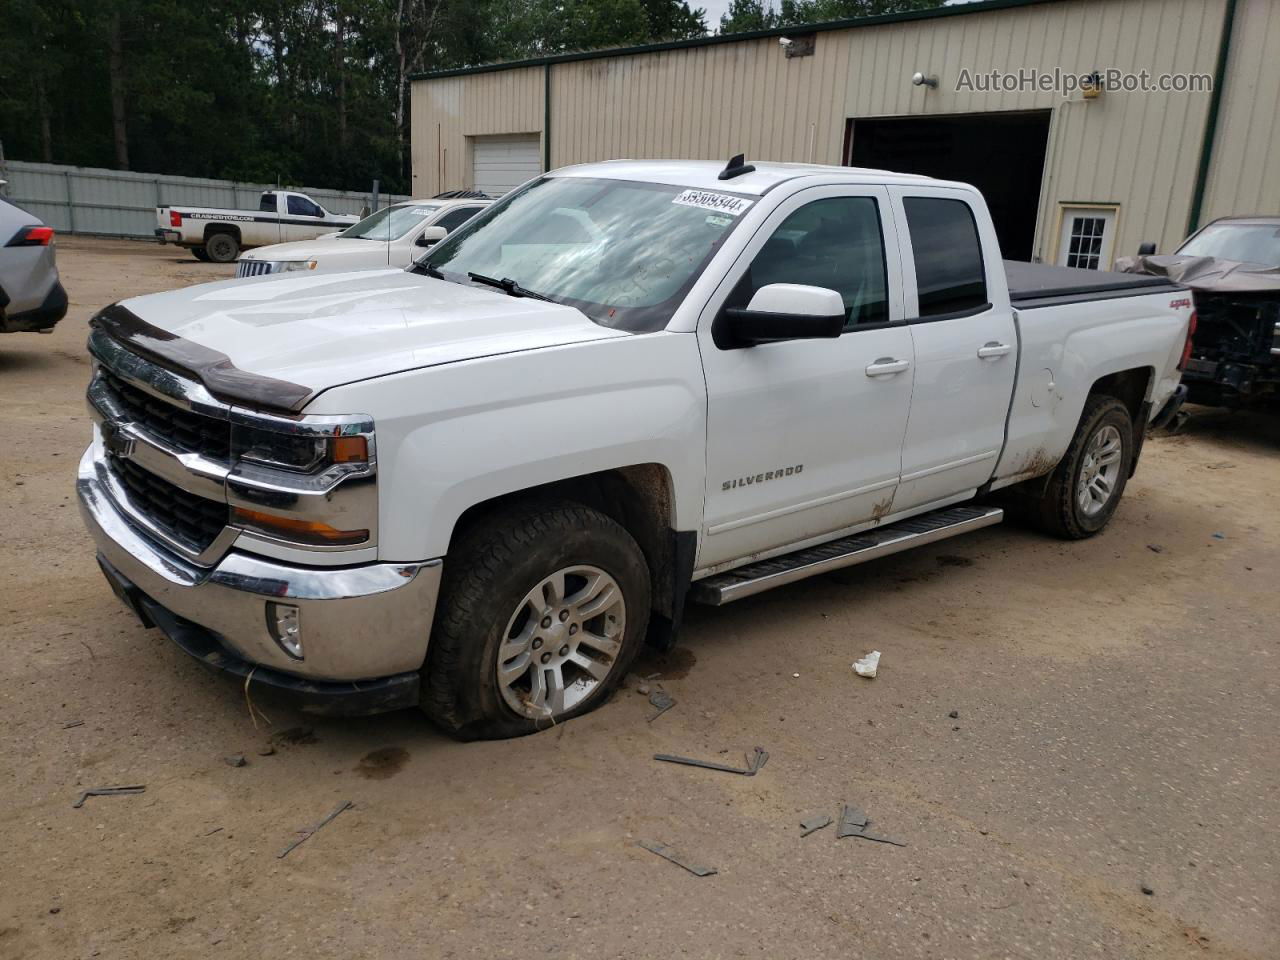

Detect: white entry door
[1057, 206, 1117, 270]
[471, 135, 542, 196]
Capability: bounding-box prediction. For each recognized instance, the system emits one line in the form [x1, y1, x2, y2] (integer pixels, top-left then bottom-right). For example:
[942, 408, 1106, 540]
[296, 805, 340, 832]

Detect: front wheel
[422, 500, 651, 740]
[1032, 395, 1134, 539]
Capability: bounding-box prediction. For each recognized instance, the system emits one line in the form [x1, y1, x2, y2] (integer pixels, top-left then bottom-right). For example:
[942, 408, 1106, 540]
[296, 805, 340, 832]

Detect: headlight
[279, 259, 318, 272]
[232, 424, 368, 473]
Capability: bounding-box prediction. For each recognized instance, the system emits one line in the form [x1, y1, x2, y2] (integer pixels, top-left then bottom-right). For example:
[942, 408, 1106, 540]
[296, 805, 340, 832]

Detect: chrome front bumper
[78, 445, 442, 686]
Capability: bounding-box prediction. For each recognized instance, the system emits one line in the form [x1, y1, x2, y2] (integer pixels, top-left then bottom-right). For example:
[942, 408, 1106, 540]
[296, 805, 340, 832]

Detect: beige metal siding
[412, 0, 1236, 260]
[1200, 0, 1280, 227]
[410, 67, 543, 196]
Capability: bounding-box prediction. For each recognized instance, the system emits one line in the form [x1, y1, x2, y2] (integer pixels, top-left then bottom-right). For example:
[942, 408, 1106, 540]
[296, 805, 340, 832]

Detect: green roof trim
[411, 0, 1061, 82]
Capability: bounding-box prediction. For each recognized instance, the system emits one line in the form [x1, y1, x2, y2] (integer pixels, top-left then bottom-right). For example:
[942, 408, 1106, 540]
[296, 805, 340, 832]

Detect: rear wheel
[204, 232, 239, 263]
[1032, 395, 1133, 539]
[191, 246, 211, 262]
[422, 500, 651, 740]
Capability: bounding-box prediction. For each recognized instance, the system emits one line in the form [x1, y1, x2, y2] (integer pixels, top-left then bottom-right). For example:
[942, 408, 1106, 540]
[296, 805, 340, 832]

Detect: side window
[259, 193, 277, 213]
[902, 197, 988, 317]
[434, 206, 481, 232]
[287, 196, 323, 217]
[727, 196, 889, 329]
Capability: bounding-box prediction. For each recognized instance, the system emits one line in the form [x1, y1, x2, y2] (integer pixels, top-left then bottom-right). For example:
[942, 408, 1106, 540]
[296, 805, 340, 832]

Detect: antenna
[718, 153, 756, 181]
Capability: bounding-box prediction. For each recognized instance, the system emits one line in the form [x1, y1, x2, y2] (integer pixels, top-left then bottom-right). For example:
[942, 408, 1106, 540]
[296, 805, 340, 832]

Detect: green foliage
[719, 0, 944, 34]
[0, 0, 709, 193]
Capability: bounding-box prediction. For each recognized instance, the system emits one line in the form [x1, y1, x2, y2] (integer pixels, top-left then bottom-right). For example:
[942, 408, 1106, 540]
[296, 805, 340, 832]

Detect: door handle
[865, 358, 910, 377]
[977, 342, 1012, 359]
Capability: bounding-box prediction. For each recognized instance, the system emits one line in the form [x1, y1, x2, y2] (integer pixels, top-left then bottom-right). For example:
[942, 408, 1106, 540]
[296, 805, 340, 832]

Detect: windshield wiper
[412, 260, 447, 279]
[467, 272, 555, 303]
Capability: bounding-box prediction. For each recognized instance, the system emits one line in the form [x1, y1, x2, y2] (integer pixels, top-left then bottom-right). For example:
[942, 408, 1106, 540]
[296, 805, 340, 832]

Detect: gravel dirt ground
[1, 236, 1277, 960]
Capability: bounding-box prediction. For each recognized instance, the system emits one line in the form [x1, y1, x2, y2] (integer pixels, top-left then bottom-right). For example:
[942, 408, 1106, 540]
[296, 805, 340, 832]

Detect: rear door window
[903, 197, 988, 317]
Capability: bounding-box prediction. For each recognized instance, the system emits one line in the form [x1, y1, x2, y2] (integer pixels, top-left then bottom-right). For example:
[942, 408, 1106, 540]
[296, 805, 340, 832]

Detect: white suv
[235, 196, 491, 278]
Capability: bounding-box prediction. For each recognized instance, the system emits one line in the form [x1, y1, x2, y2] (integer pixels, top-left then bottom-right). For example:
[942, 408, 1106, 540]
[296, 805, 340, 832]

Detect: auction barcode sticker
[671, 189, 753, 217]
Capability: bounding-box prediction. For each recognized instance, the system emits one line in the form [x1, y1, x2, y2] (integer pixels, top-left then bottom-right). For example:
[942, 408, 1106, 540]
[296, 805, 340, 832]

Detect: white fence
[0, 160, 408, 238]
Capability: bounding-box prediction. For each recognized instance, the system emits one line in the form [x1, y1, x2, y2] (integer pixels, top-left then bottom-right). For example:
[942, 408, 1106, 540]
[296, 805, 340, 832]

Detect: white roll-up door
[471, 135, 542, 196]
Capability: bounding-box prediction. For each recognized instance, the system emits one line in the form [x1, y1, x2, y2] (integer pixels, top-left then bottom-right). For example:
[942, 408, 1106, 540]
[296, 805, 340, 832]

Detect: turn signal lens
[331, 435, 368, 463]
[232, 507, 368, 546]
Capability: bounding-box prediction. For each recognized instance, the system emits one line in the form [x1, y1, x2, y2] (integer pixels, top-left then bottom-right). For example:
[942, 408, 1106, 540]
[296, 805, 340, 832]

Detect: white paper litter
[852, 650, 881, 678]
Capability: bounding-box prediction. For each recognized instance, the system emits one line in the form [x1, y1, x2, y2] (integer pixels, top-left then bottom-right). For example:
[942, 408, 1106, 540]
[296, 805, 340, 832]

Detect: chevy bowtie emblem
[101, 421, 136, 459]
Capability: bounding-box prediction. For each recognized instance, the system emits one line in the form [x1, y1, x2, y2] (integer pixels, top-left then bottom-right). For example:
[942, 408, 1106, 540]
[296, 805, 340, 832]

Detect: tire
[423, 500, 651, 740]
[1032, 395, 1134, 539]
[191, 247, 211, 262]
[204, 232, 239, 263]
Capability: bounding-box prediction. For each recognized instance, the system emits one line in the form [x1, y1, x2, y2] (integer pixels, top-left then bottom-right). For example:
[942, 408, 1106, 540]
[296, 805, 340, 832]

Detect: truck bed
[1005, 260, 1180, 309]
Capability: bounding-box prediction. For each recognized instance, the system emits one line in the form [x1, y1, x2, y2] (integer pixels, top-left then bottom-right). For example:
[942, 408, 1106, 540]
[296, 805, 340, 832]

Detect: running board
[690, 505, 1004, 605]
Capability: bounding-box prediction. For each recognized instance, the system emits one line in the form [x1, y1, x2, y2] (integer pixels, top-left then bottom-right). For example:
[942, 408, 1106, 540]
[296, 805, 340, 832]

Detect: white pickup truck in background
[155, 190, 359, 263]
[81, 158, 1192, 739]
[234, 196, 491, 278]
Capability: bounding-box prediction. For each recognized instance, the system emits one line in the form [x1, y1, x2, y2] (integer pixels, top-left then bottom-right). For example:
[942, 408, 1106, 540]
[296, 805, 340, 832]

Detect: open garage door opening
[846, 111, 1051, 261]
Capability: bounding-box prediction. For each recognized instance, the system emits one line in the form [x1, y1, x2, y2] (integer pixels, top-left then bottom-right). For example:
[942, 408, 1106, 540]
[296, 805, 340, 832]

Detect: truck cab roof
[548, 159, 944, 195]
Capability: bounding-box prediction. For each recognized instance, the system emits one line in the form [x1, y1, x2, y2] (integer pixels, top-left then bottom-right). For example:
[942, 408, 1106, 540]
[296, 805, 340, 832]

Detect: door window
[902, 197, 988, 317]
[434, 206, 482, 232]
[726, 196, 889, 329]
[287, 196, 324, 218]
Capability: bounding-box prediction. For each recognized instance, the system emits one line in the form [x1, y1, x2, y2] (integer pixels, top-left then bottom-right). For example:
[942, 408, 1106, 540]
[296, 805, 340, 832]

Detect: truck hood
[240, 237, 378, 262]
[114, 269, 628, 405]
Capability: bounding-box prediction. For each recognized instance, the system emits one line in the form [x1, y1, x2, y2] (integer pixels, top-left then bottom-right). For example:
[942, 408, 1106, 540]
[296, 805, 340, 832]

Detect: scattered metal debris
[654, 747, 768, 776]
[277, 801, 353, 859]
[1211, 532, 1226, 540]
[646, 690, 675, 722]
[72, 785, 145, 809]
[836, 804, 869, 839]
[948, 710, 959, 719]
[62, 720, 84, 729]
[637, 840, 717, 877]
[1141, 883, 1154, 895]
[203, 826, 224, 837]
[853, 650, 881, 678]
[835, 802, 906, 846]
[1147, 544, 1164, 553]
[224, 754, 247, 767]
[800, 814, 833, 837]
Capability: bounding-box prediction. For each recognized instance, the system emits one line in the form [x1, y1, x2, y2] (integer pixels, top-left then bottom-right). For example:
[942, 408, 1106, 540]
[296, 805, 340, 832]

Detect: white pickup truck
[234, 197, 491, 278]
[80, 159, 1191, 739]
[155, 190, 359, 264]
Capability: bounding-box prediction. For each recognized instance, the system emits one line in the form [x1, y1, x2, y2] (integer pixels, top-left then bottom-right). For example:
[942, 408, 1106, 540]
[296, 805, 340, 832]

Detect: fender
[306, 331, 709, 562]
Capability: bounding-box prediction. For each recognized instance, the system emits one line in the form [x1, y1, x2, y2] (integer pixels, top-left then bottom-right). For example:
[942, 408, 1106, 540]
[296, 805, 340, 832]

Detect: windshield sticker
[705, 214, 732, 227]
[672, 189, 752, 217]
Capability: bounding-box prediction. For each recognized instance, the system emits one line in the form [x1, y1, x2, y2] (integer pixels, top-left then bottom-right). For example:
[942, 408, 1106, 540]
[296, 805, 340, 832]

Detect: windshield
[420, 176, 753, 331]
[342, 203, 442, 241]
[1178, 221, 1280, 267]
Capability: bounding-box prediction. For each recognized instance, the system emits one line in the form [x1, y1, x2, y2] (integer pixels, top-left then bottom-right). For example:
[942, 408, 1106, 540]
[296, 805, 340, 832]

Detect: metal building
[410, 0, 1276, 265]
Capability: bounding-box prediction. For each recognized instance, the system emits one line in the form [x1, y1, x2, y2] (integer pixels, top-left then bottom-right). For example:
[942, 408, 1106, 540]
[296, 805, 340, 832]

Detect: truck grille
[106, 454, 228, 554]
[235, 260, 276, 278]
[101, 368, 230, 461]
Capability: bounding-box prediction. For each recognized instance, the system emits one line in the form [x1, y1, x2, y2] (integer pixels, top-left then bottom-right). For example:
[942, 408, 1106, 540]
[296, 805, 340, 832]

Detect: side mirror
[719, 284, 845, 348]
[1137, 242, 1157, 256]
[416, 226, 448, 247]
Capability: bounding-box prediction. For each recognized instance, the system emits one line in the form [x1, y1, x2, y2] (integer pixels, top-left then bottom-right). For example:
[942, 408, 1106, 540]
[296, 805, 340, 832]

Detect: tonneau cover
[1113, 254, 1280, 294]
[1005, 260, 1177, 305]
